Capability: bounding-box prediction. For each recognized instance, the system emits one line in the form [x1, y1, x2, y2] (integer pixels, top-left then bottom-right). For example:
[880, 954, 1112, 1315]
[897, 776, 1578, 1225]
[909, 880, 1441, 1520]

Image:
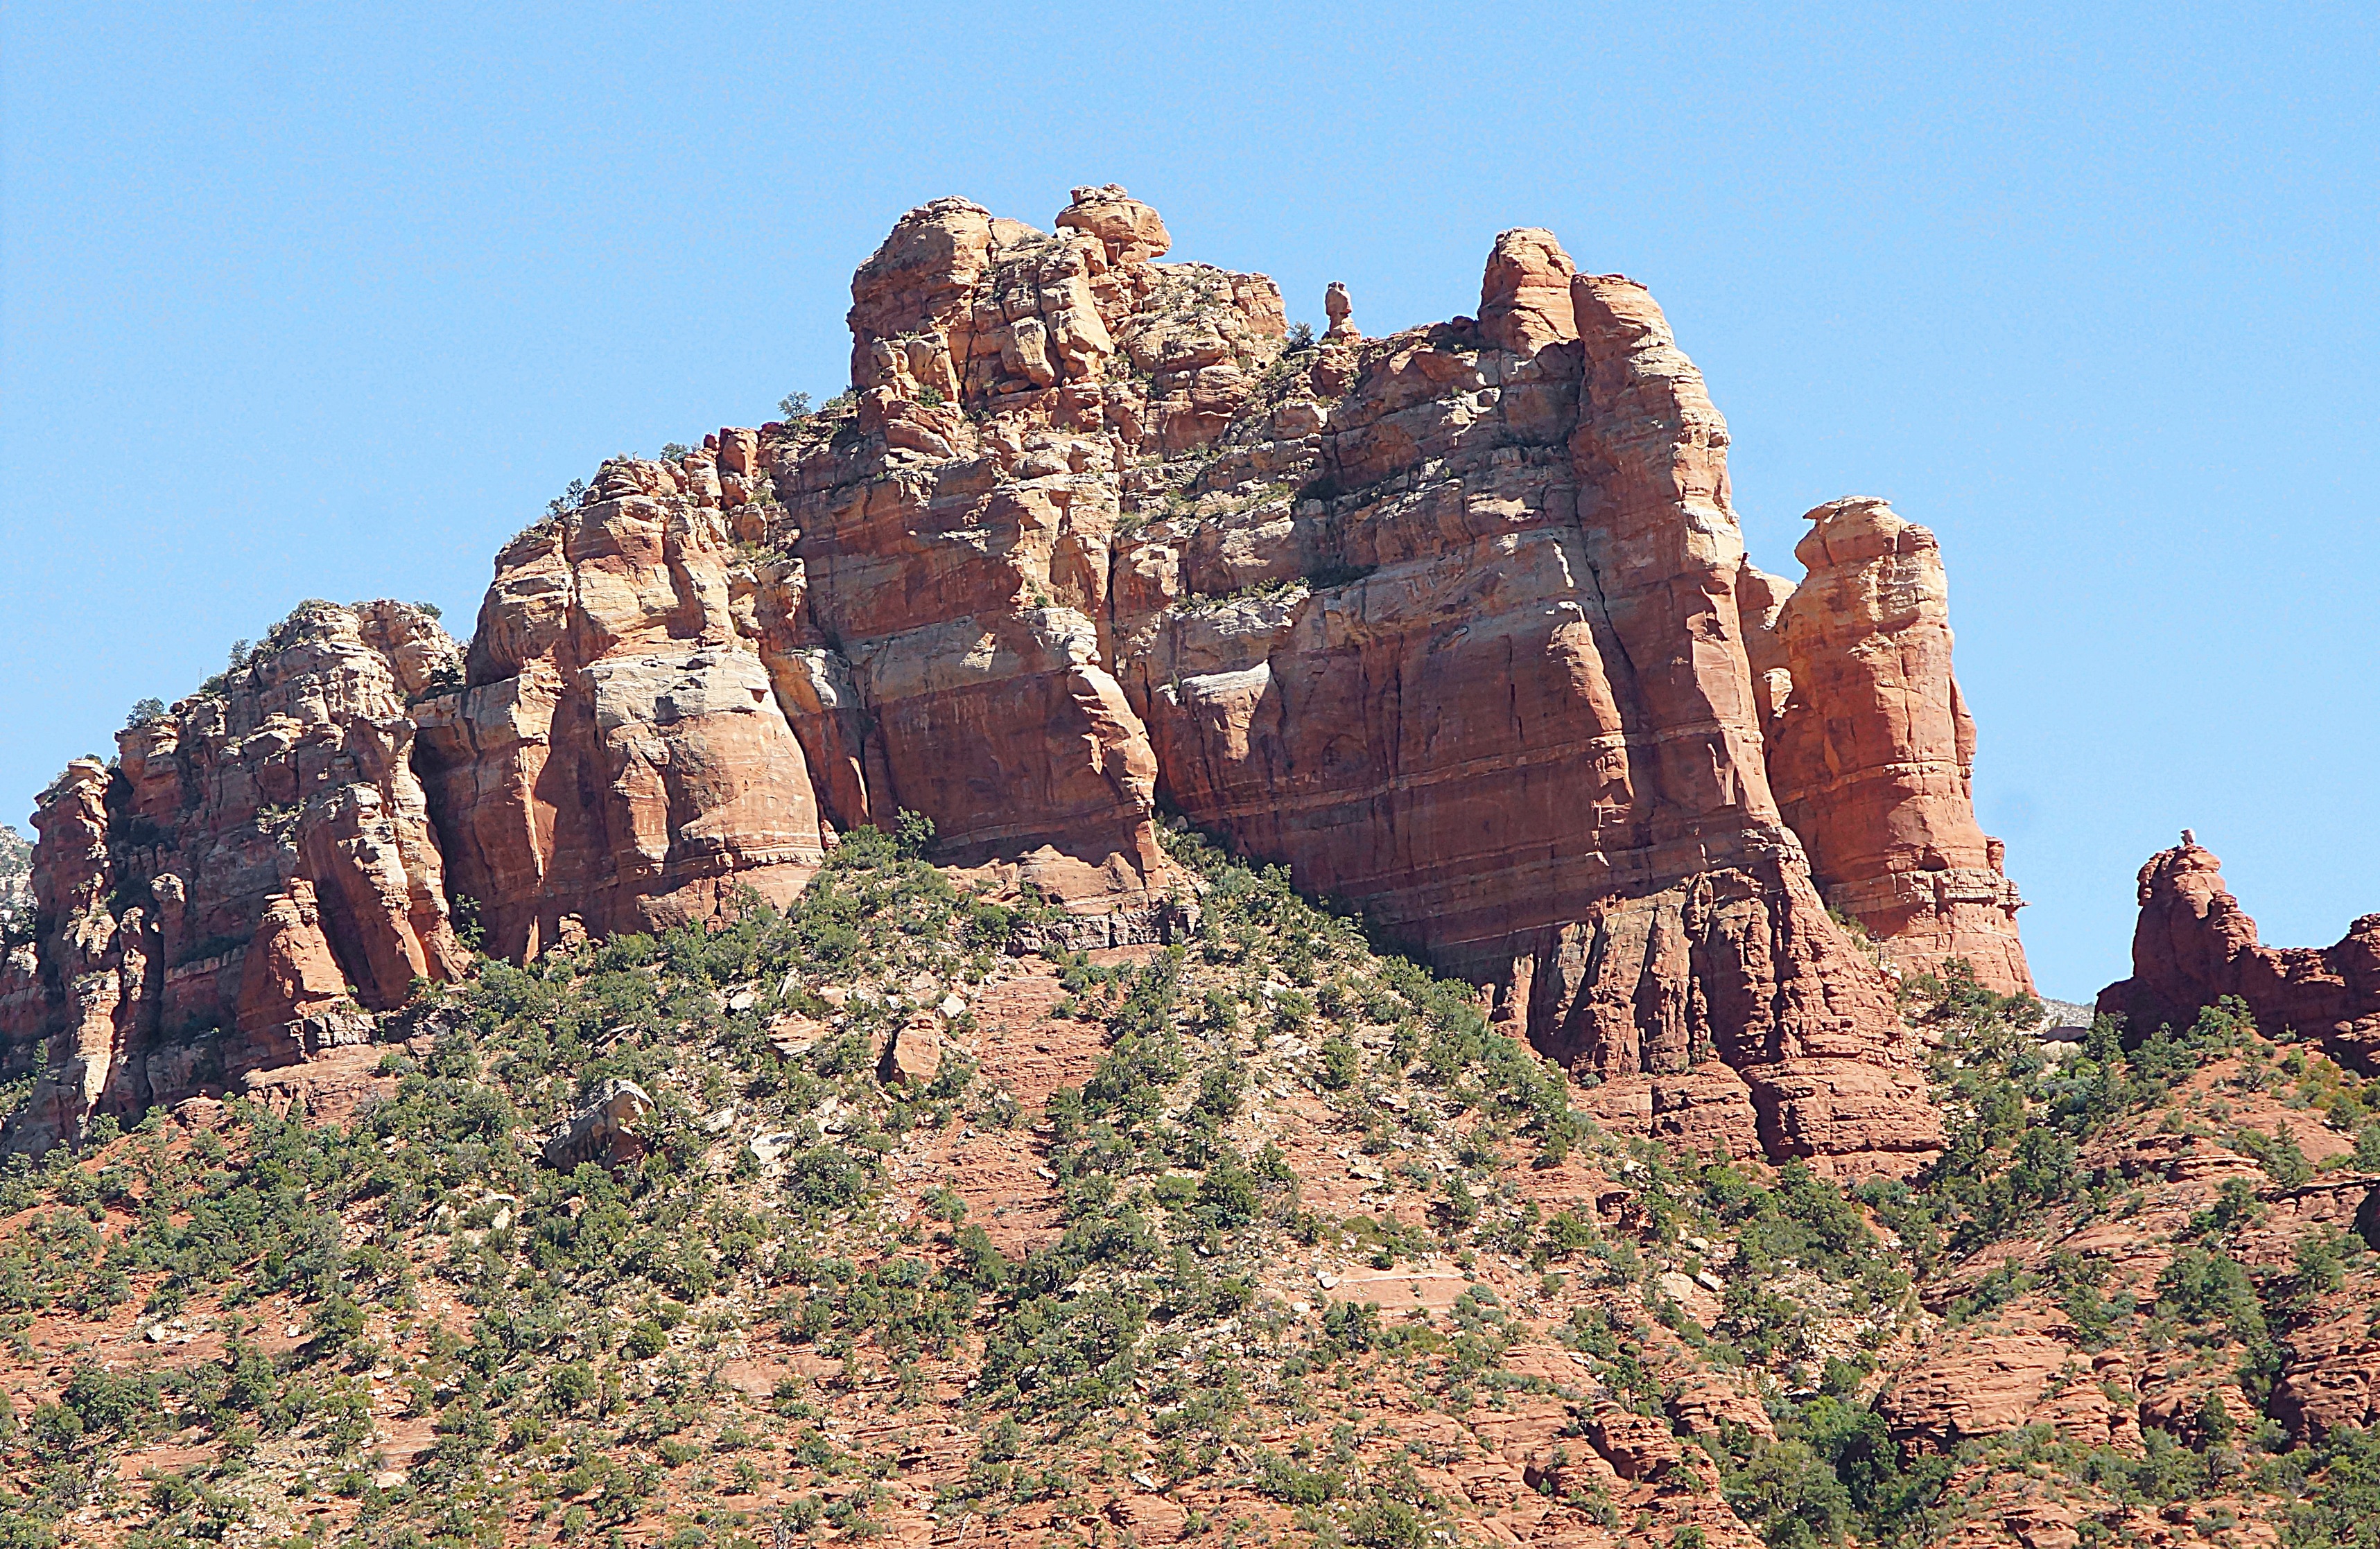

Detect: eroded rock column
[1760, 497, 2032, 994]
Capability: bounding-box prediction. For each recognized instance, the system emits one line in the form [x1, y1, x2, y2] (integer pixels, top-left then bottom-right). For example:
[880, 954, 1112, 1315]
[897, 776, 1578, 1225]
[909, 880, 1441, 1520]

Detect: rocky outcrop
[1880, 1318, 2087, 1451]
[7, 189, 2010, 1175]
[1475, 228, 1576, 356]
[1100, 231, 1939, 1173]
[414, 457, 830, 961]
[0, 825, 37, 1076]
[2, 602, 464, 1148]
[879, 1019, 944, 1086]
[2270, 1301, 2380, 1439]
[772, 186, 1286, 915]
[2098, 839, 2380, 1062]
[1756, 498, 2031, 995]
[540, 1077, 654, 1170]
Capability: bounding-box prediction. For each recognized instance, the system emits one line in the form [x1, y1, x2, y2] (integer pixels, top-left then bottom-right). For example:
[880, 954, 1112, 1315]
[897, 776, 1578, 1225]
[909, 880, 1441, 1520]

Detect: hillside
[6, 833, 2380, 1548]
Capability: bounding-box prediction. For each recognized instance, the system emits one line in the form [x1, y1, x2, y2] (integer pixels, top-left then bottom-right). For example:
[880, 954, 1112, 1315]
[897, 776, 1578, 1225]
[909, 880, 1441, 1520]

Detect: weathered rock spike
[2099, 841, 2380, 1067]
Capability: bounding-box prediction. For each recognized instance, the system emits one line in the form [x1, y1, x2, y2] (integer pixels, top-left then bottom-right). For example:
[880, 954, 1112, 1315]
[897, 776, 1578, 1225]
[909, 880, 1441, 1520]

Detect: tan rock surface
[879, 1018, 944, 1085]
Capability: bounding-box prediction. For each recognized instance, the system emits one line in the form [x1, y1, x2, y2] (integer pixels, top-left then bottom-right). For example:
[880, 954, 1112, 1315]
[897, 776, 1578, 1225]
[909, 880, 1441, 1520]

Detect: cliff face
[3, 189, 2033, 1169]
[412, 457, 831, 962]
[770, 187, 1264, 910]
[2099, 839, 2380, 1062]
[1100, 231, 1940, 1173]
[0, 602, 464, 1140]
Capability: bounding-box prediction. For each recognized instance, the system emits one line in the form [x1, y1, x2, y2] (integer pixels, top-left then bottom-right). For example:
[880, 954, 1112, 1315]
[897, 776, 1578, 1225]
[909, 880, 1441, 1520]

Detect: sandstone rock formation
[1322, 281, 1354, 337]
[540, 1076, 654, 1170]
[414, 456, 830, 961]
[0, 825, 34, 1076]
[1475, 228, 1576, 355]
[6, 189, 2041, 1173]
[2098, 839, 2380, 1062]
[879, 1019, 944, 1086]
[1755, 498, 2031, 994]
[1101, 233, 1945, 1173]
[1, 602, 465, 1146]
[781, 184, 1283, 915]
[1879, 1316, 2090, 1451]
[2270, 1301, 2380, 1439]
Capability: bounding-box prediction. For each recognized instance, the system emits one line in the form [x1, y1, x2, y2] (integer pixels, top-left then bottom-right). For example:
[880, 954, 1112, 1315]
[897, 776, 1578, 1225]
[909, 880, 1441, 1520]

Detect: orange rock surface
[414, 456, 828, 961]
[2099, 839, 2380, 1062]
[1758, 497, 2031, 994]
[2, 603, 464, 1144]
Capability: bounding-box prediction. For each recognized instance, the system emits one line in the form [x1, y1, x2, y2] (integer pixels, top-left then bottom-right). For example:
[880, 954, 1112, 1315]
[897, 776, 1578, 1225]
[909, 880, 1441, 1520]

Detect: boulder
[541, 1078, 655, 1170]
[880, 1019, 944, 1087]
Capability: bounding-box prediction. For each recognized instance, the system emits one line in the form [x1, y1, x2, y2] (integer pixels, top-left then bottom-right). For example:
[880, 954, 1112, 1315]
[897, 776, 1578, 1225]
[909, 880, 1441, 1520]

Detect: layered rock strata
[6, 190, 2037, 1170]
[1098, 230, 1947, 1172]
[0, 603, 464, 1142]
[2099, 840, 2380, 1064]
[1754, 497, 2031, 993]
[412, 457, 831, 961]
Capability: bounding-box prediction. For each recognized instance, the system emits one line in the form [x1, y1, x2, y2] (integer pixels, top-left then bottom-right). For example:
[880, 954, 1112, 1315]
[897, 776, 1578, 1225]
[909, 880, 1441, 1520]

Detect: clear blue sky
[4, 2, 2374, 999]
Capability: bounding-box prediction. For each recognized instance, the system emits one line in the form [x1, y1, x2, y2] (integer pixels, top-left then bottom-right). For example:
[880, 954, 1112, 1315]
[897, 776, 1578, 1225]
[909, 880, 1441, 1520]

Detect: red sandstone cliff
[4, 190, 2038, 1169]
[1100, 229, 1943, 1173]
[412, 456, 831, 962]
[2099, 839, 2380, 1062]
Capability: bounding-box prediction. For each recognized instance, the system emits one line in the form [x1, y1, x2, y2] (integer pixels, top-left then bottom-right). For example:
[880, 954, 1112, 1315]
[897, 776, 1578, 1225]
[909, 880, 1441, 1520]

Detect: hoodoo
[0, 187, 2033, 1170]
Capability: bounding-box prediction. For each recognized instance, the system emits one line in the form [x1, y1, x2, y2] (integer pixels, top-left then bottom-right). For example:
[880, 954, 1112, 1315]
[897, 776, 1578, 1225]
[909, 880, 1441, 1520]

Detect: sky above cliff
[3, 1, 2373, 999]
